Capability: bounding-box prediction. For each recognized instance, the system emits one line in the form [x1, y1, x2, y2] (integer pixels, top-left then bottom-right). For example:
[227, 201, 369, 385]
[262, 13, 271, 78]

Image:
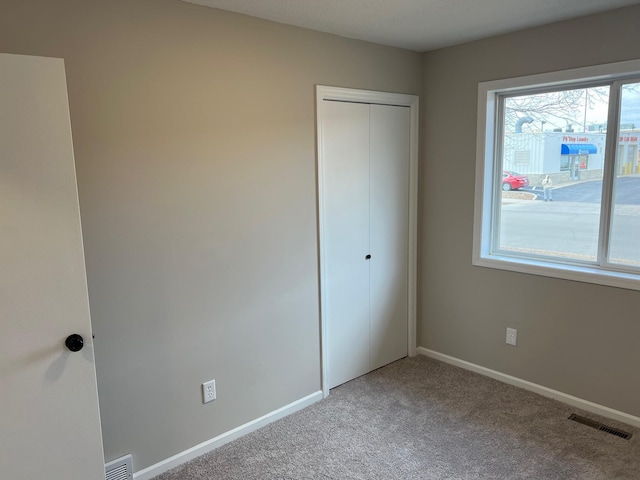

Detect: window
[474, 60, 640, 290]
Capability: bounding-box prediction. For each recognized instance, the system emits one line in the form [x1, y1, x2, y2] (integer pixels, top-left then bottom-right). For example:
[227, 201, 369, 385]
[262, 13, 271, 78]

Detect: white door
[369, 104, 409, 371]
[321, 100, 410, 389]
[322, 100, 371, 388]
[0, 53, 105, 479]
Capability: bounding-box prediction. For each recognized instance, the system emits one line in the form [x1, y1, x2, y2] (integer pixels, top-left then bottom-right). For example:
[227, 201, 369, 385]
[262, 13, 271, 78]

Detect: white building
[503, 131, 639, 181]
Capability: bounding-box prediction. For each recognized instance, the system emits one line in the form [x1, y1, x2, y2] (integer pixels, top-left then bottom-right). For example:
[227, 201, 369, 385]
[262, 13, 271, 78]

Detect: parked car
[502, 171, 529, 191]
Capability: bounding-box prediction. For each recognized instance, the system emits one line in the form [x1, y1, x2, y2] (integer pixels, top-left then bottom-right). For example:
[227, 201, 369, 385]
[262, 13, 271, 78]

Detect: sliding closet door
[322, 100, 371, 389]
[369, 104, 410, 370]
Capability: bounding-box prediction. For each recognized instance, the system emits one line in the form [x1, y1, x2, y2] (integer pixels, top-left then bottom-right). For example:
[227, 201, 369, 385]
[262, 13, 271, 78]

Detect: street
[500, 177, 640, 265]
[522, 176, 640, 204]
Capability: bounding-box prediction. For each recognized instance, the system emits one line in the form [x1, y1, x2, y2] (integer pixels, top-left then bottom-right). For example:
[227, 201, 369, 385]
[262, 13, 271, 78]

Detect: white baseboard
[417, 347, 640, 429]
[133, 390, 323, 480]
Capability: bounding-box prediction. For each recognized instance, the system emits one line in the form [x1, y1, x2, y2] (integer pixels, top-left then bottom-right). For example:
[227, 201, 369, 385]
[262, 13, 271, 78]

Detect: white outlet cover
[506, 328, 517, 346]
[202, 379, 216, 404]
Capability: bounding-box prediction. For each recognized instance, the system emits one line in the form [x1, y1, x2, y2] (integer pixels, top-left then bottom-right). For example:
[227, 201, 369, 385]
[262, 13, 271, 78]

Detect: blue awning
[561, 143, 597, 155]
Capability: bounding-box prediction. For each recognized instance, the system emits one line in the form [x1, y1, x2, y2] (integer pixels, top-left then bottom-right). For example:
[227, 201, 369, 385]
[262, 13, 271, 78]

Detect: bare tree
[504, 86, 610, 133]
[504, 84, 639, 133]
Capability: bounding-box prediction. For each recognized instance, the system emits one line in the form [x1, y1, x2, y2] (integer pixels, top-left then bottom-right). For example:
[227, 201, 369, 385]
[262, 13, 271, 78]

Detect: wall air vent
[105, 454, 133, 480]
[568, 414, 632, 440]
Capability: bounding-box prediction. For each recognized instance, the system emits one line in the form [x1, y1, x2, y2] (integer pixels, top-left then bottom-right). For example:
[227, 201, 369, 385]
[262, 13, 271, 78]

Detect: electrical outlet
[506, 328, 517, 346]
[202, 380, 216, 404]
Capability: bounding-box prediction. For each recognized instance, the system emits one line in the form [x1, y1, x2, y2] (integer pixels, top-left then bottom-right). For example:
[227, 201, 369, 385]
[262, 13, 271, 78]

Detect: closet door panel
[369, 104, 410, 370]
[322, 101, 371, 388]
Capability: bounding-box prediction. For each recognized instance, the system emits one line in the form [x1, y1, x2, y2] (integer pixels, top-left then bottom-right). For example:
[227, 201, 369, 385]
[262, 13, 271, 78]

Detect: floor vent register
[105, 454, 133, 480]
[568, 414, 632, 440]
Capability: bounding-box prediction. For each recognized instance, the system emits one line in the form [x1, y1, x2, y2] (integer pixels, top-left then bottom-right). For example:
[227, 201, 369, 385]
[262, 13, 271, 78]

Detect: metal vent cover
[105, 454, 133, 480]
[568, 414, 633, 440]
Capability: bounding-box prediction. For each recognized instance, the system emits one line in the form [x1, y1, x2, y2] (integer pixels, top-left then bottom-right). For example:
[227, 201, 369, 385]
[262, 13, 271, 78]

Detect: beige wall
[0, 0, 421, 471]
[420, 5, 640, 418]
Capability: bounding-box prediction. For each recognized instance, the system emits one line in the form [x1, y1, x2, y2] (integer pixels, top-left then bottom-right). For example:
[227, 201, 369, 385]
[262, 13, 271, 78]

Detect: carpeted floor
[155, 355, 640, 479]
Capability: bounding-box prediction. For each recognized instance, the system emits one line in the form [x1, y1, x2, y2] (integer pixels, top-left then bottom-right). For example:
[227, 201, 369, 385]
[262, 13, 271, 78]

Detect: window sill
[473, 253, 640, 292]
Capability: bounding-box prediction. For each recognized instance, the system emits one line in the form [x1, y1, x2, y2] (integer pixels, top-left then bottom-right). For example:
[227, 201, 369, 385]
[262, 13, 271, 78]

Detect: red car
[502, 171, 529, 191]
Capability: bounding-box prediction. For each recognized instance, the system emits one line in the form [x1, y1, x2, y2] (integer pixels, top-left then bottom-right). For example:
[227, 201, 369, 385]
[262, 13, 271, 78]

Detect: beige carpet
[155, 355, 640, 479]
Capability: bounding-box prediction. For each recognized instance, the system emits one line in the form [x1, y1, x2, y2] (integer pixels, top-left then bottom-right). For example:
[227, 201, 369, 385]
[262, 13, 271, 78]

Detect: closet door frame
[316, 85, 419, 398]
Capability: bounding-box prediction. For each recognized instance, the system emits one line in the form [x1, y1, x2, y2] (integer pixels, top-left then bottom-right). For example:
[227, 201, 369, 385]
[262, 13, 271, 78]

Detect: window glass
[474, 61, 640, 290]
[497, 87, 610, 262]
[609, 82, 640, 267]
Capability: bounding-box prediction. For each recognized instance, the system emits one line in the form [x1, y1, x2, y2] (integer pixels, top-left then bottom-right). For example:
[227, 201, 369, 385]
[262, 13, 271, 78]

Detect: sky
[506, 83, 640, 133]
[578, 84, 640, 130]
[621, 87, 640, 128]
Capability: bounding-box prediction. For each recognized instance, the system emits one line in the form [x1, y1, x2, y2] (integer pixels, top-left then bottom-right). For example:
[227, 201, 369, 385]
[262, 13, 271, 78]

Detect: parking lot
[522, 176, 640, 204]
[500, 176, 640, 264]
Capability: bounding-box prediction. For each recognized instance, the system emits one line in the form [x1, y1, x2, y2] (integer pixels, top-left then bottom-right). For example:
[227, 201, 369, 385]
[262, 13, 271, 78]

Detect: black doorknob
[65, 334, 84, 352]
[365, 254, 372, 260]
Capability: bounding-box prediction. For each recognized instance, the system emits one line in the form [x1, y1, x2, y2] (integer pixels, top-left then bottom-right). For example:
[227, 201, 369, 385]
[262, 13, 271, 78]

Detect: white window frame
[473, 59, 640, 291]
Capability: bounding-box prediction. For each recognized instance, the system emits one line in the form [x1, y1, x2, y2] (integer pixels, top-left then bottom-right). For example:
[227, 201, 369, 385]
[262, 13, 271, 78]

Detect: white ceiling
[181, 0, 640, 52]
